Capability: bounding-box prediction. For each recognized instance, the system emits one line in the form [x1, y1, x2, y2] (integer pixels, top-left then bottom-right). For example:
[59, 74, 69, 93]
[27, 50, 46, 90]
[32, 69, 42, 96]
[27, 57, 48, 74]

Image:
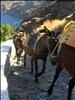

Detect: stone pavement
[7, 43, 75, 100]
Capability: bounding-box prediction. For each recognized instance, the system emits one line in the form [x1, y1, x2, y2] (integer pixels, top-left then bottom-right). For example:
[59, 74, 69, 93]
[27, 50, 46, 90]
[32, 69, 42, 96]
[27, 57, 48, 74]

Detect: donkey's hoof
[51, 60, 56, 65]
[35, 78, 39, 82]
[37, 73, 41, 77]
[24, 63, 26, 67]
[31, 71, 34, 74]
[17, 62, 19, 65]
[31, 69, 34, 73]
[47, 89, 52, 96]
[16, 60, 19, 64]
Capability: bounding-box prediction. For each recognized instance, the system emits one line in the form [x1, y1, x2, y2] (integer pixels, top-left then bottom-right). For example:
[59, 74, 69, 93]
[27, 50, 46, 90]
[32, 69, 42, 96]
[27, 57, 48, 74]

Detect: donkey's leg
[16, 48, 20, 64]
[35, 60, 38, 81]
[16, 49, 23, 64]
[37, 58, 47, 77]
[24, 54, 26, 67]
[31, 58, 34, 72]
[67, 78, 75, 100]
[48, 64, 63, 96]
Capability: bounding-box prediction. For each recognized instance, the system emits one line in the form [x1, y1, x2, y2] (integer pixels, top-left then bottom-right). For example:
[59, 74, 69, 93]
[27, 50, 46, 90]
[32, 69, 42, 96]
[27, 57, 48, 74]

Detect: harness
[50, 32, 65, 56]
[51, 21, 75, 56]
[48, 33, 60, 42]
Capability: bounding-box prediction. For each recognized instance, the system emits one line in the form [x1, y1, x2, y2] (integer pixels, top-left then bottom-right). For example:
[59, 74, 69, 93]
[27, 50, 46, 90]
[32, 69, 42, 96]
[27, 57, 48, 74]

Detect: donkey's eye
[52, 37, 55, 39]
[48, 37, 51, 39]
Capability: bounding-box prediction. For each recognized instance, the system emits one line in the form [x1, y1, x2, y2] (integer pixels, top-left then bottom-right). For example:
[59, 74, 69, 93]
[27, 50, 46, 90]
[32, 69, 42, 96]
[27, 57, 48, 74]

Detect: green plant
[0, 24, 14, 42]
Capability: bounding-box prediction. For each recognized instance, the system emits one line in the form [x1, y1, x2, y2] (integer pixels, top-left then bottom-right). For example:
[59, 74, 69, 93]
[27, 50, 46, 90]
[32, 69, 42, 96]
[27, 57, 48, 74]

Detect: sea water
[1, 13, 23, 30]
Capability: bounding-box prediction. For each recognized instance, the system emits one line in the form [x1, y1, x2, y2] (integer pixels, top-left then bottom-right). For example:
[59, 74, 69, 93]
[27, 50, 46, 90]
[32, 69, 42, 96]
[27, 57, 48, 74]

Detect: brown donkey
[48, 21, 75, 100]
[13, 32, 51, 81]
[48, 44, 75, 100]
[48, 40, 75, 100]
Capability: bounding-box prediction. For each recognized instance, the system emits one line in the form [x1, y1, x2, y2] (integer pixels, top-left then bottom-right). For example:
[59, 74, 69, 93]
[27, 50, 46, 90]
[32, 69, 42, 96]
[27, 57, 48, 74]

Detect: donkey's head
[44, 26, 61, 55]
[41, 26, 61, 65]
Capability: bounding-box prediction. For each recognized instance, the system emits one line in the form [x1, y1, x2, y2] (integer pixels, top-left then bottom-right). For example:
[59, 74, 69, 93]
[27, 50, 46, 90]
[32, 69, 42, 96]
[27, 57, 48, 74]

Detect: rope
[51, 21, 75, 57]
[50, 31, 66, 56]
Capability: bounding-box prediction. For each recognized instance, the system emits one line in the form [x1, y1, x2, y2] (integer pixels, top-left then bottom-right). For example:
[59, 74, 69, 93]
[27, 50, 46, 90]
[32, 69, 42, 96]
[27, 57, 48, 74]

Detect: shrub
[0, 24, 14, 42]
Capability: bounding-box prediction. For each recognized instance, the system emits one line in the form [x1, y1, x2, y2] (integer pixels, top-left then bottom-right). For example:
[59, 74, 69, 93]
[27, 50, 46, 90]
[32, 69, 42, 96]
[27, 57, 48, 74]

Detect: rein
[51, 20, 75, 56]
[50, 30, 67, 57]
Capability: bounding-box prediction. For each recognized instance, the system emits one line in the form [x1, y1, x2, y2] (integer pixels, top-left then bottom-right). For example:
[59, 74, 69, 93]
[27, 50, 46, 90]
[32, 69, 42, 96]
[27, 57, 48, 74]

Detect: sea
[1, 12, 23, 30]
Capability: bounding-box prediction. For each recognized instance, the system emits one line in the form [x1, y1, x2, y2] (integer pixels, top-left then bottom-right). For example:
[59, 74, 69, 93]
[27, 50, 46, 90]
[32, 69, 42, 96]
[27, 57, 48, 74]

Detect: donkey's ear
[44, 26, 51, 34]
[44, 26, 48, 33]
[44, 26, 47, 30]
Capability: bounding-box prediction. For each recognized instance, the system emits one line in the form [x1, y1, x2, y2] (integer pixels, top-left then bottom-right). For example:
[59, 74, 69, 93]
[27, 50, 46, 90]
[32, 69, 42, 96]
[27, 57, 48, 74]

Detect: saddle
[61, 21, 75, 48]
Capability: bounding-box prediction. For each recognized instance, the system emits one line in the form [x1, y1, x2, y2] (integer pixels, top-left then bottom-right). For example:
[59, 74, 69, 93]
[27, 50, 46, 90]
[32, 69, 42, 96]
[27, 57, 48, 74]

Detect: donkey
[48, 21, 75, 100]
[19, 29, 54, 81]
[48, 43, 75, 100]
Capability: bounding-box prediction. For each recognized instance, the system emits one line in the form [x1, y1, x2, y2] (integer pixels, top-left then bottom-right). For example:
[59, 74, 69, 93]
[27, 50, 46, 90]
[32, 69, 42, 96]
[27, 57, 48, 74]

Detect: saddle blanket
[61, 21, 75, 48]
